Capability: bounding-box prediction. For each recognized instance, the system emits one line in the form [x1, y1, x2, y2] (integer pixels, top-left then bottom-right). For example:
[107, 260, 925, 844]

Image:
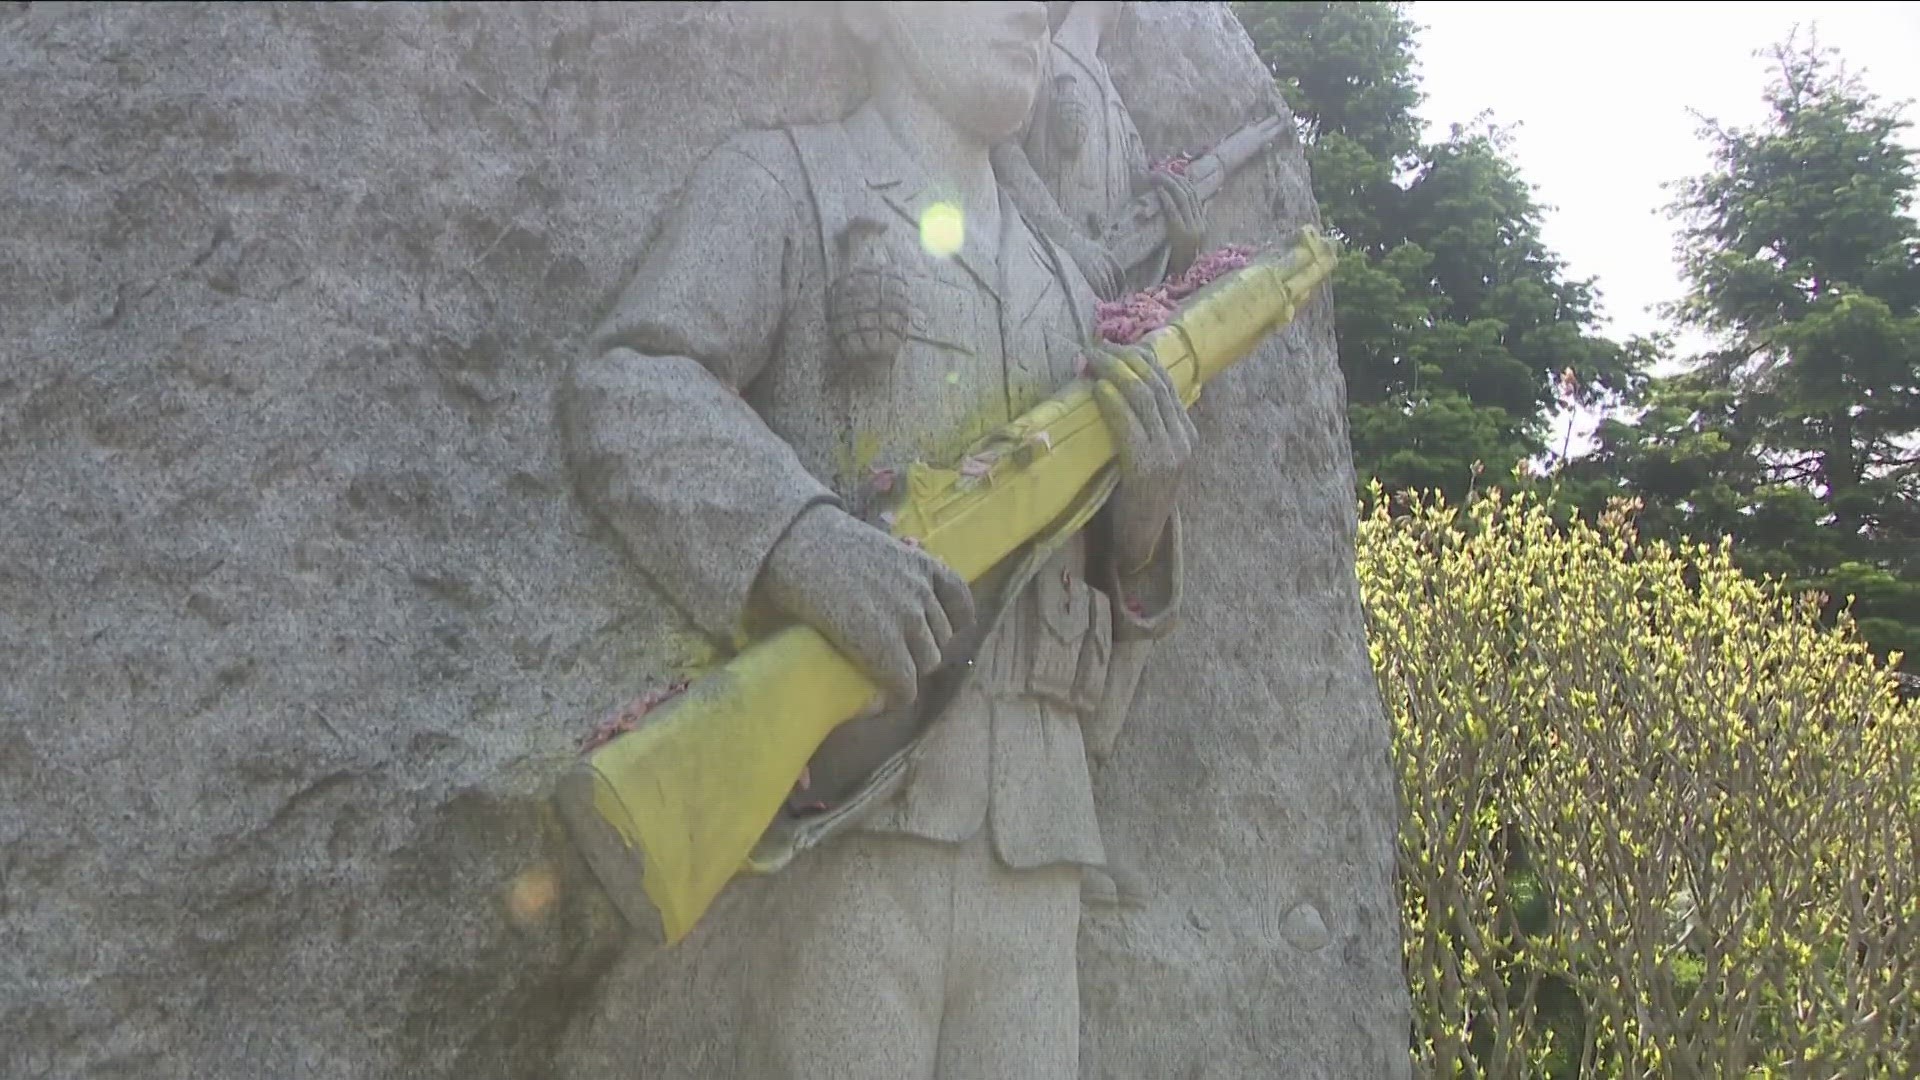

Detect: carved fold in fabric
[1025, 546, 1107, 715]
[1072, 581, 1116, 716]
[1106, 508, 1183, 641]
[1081, 511, 1181, 763]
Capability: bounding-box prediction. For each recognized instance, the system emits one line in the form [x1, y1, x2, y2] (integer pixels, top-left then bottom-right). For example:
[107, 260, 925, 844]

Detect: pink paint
[1150, 152, 1194, 177]
[1094, 244, 1256, 345]
[580, 680, 690, 753]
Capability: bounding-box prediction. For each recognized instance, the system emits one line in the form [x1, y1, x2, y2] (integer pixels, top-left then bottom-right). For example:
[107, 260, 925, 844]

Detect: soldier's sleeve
[561, 138, 841, 644]
[1083, 510, 1184, 761]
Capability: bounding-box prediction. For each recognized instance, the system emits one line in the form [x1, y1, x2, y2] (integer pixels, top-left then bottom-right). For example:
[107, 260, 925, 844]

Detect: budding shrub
[1357, 485, 1919, 1078]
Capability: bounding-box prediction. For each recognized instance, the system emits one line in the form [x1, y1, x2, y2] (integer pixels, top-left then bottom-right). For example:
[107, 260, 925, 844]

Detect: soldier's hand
[1063, 233, 1126, 301]
[1148, 169, 1206, 273]
[756, 504, 976, 708]
[1090, 346, 1196, 569]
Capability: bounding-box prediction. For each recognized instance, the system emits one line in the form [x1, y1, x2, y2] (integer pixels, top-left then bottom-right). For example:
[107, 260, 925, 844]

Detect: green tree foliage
[1234, 1, 1643, 502]
[1361, 486, 1919, 1077]
[1574, 34, 1920, 665]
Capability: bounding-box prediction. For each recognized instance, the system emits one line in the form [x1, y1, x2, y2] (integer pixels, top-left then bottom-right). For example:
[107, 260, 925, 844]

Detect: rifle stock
[555, 227, 1341, 948]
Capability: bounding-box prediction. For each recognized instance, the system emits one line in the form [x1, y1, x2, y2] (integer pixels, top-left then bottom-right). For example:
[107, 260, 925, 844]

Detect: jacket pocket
[1074, 585, 1113, 716]
[1026, 557, 1111, 716]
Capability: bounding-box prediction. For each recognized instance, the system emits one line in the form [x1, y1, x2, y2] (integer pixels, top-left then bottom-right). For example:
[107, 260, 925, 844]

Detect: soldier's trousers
[736, 829, 1082, 1079]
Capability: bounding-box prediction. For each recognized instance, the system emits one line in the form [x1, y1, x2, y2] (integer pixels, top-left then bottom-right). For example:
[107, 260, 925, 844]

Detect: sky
[1410, 0, 1920, 345]
[1404, 1, 1920, 448]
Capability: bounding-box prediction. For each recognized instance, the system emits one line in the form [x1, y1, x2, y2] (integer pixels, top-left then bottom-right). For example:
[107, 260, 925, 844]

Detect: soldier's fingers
[1121, 350, 1184, 445]
[1155, 384, 1188, 457]
[1089, 349, 1134, 386]
[925, 560, 976, 637]
[1091, 374, 1127, 435]
[1093, 351, 1159, 430]
[1120, 348, 1179, 407]
[1167, 182, 1198, 233]
[1093, 371, 1147, 433]
[1169, 403, 1197, 458]
[1153, 185, 1180, 231]
[917, 565, 959, 648]
[871, 630, 920, 707]
[903, 610, 942, 681]
[1153, 173, 1202, 236]
[1174, 179, 1204, 234]
[1092, 251, 1121, 299]
[922, 597, 953, 657]
[1094, 379, 1148, 461]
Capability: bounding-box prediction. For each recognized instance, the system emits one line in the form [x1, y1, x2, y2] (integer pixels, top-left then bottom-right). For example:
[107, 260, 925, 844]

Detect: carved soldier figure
[995, 0, 1208, 299]
[561, 2, 1195, 1076]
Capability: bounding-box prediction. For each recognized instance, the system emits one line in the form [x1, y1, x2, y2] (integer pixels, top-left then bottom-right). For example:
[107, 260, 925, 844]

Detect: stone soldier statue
[994, 0, 1208, 300]
[560, 2, 1196, 1076]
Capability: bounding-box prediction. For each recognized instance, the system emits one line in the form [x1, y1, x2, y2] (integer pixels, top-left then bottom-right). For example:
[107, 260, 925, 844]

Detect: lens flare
[506, 864, 559, 925]
[919, 202, 965, 258]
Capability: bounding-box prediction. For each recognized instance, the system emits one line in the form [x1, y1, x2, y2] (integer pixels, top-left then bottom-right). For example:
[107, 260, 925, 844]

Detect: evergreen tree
[1234, 1, 1641, 502]
[1579, 32, 1920, 664]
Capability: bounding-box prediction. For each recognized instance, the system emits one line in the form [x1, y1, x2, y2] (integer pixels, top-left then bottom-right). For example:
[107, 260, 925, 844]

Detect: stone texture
[0, 2, 1408, 1077]
[1, 4, 856, 1077]
[1086, 7, 1411, 1077]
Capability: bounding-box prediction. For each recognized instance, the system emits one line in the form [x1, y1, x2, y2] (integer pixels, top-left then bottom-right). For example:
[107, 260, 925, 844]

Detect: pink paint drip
[580, 680, 690, 753]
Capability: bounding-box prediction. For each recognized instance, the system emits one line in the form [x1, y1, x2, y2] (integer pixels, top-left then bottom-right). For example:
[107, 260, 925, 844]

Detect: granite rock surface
[0, 3, 1407, 1076]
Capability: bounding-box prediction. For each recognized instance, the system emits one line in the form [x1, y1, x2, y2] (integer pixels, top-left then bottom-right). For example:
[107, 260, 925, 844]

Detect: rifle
[554, 226, 1341, 950]
[1102, 109, 1297, 272]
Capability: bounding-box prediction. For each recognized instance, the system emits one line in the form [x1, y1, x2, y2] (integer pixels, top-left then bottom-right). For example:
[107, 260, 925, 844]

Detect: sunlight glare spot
[920, 202, 965, 258]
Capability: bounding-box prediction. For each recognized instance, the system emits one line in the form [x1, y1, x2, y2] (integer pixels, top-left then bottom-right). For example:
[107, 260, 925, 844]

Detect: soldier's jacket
[1024, 33, 1149, 238]
[1019, 31, 1177, 295]
[565, 102, 1182, 873]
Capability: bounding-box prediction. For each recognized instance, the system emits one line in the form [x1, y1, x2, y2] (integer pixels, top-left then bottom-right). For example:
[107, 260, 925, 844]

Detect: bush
[1358, 484, 1920, 1077]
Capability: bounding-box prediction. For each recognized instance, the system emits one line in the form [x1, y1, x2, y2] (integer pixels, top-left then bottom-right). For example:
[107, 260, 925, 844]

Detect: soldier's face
[876, 1, 1050, 141]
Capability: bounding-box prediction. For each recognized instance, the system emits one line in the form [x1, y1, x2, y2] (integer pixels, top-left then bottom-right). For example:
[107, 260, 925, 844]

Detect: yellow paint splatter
[834, 429, 886, 486]
[919, 202, 964, 258]
[663, 628, 726, 679]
